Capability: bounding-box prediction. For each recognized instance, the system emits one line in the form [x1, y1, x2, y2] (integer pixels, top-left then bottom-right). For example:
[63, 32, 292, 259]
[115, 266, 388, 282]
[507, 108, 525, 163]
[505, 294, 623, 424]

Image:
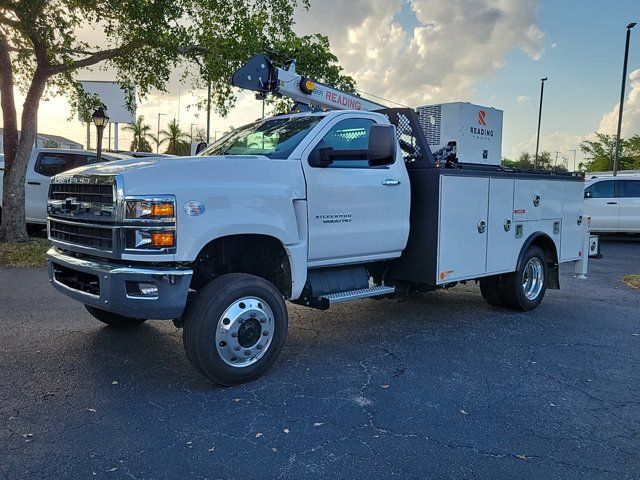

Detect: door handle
[27, 181, 41, 186]
[606, 201, 618, 205]
[382, 179, 400, 186]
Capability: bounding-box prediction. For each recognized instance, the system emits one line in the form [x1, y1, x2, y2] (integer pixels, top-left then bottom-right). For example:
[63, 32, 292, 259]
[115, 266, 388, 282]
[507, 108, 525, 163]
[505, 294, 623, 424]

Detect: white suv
[584, 175, 640, 233]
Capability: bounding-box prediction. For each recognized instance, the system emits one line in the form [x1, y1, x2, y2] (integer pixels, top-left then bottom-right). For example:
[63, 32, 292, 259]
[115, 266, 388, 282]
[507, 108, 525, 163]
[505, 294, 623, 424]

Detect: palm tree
[123, 116, 153, 152]
[160, 119, 190, 155]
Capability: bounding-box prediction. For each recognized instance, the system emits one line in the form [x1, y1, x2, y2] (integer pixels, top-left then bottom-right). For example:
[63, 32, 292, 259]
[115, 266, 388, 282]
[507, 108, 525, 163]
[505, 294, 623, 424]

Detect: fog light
[126, 281, 159, 298]
[139, 283, 159, 297]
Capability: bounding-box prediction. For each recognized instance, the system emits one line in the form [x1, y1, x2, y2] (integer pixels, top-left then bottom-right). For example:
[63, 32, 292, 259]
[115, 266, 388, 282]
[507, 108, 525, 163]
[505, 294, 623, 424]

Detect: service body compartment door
[560, 180, 585, 261]
[486, 178, 516, 274]
[437, 175, 489, 283]
[513, 179, 542, 221]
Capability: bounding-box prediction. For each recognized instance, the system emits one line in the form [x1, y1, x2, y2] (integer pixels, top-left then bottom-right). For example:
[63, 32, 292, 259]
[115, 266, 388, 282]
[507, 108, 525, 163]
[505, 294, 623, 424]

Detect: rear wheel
[85, 305, 147, 327]
[182, 273, 288, 386]
[500, 246, 547, 311]
[479, 275, 504, 307]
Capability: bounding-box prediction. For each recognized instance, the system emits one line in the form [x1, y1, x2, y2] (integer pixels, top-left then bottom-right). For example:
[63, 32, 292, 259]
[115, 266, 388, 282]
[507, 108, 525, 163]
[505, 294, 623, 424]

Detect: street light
[92, 106, 109, 163]
[157, 113, 167, 153]
[613, 22, 637, 176]
[534, 77, 548, 169]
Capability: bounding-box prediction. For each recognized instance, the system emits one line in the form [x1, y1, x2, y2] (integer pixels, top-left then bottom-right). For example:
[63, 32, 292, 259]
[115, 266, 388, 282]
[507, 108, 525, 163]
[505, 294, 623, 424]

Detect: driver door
[302, 116, 409, 265]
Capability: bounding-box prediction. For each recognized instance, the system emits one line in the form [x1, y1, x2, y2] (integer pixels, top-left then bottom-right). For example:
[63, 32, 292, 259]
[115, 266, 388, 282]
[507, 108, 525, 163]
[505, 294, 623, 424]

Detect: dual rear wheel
[479, 246, 548, 311]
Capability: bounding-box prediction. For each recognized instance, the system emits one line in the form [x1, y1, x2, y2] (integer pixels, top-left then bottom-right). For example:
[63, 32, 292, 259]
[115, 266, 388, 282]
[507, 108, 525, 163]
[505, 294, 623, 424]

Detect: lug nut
[244, 350, 251, 356]
[234, 346, 241, 351]
[231, 332, 237, 338]
[250, 312, 256, 318]
[263, 331, 269, 336]
[260, 318, 266, 324]
[256, 344, 263, 350]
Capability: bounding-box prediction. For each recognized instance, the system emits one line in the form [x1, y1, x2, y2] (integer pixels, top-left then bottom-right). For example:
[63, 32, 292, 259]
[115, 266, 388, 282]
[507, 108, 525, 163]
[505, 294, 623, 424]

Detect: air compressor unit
[417, 102, 503, 166]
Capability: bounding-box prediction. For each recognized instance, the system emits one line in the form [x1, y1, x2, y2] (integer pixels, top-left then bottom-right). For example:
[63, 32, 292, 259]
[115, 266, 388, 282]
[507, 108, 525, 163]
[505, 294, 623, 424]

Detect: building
[0, 128, 83, 151]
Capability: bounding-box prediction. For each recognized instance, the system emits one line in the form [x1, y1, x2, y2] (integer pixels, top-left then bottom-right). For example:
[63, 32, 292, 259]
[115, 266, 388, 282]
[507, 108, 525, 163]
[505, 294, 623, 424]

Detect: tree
[160, 119, 190, 155]
[580, 133, 640, 172]
[502, 151, 568, 172]
[192, 127, 207, 143]
[123, 116, 153, 152]
[0, 0, 355, 241]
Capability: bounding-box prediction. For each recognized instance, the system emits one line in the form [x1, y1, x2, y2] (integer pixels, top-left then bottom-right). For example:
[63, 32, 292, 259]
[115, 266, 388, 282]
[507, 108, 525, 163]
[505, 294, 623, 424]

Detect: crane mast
[232, 54, 385, 112]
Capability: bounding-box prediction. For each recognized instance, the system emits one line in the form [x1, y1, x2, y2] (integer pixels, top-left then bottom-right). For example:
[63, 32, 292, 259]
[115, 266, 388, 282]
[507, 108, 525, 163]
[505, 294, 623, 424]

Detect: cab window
[619, 180, 640, 198]
[36, 152, 75, 177]
[318, 118, 375, 168]
[585, 180, 614, 199]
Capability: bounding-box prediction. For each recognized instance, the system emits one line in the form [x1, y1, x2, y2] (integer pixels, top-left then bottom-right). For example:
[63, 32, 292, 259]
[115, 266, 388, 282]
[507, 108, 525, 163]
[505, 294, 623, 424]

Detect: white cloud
[597, 68, 640, 137]
[4, 0, 547, 150]
[517, 95, 531, 104]
[551, 42, 557, 48]
[295, 0, 545, 106]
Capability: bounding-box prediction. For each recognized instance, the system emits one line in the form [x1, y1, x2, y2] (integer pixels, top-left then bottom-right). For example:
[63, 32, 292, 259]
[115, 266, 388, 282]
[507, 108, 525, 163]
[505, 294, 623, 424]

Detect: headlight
[124, 196, 176, 221]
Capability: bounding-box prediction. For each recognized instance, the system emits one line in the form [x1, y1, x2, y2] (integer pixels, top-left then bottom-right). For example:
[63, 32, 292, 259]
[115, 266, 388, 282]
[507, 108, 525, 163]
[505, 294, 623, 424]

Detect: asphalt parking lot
[1, 238, 639, 479]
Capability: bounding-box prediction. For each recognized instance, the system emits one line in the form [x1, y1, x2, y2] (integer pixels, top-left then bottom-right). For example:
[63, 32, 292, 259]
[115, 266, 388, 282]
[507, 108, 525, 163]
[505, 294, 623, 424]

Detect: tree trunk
[0, 66, 48, 243]
[0, 31, 21, 242]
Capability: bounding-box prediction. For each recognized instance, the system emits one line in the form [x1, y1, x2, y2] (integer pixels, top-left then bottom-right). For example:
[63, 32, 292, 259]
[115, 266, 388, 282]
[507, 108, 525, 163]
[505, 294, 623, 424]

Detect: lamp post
[157, 113, 167, 153]
[534, 77, 548, 169]
[613, 22, 637, 176]
[92, 106, 109, 163]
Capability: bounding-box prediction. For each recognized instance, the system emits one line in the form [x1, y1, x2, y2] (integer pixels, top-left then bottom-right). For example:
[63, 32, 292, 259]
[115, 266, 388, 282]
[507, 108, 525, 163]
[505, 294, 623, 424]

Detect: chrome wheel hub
[215, 296, 274, 368]
[522, 257, 544, 301]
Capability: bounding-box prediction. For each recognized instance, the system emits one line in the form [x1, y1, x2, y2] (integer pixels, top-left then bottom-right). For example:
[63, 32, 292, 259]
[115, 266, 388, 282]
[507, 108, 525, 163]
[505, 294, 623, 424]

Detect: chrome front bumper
[47, 248, 192, 319]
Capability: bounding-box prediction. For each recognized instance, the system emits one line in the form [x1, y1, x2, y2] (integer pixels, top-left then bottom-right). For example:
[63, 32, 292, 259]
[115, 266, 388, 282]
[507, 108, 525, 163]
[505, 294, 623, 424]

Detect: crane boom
[232, 54, 385, 112]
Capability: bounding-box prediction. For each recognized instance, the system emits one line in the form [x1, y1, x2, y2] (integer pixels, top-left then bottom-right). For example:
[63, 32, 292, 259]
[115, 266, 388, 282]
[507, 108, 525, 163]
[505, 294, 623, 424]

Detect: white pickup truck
[46, 56, 588, 385]
[0, 148, 128, 230]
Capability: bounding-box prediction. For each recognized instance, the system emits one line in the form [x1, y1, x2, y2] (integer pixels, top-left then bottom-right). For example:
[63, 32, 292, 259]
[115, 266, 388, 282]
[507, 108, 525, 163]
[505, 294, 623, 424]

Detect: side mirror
[195, 142, 208, 155]
[308, 147, 334, 168]
[368, 124, 396, 167]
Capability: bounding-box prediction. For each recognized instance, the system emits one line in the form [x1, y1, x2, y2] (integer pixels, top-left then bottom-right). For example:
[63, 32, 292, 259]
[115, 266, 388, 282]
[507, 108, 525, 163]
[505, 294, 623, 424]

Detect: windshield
[198, 116, 323, 159]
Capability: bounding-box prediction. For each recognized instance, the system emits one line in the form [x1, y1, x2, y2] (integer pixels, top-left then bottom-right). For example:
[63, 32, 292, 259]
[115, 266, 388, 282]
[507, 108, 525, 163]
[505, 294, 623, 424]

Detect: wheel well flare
[190, 235, 292, 298]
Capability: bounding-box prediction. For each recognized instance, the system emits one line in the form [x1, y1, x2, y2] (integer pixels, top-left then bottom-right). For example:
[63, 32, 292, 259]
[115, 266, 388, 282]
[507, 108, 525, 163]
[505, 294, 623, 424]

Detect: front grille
[49, 220, 113, 251]
[50, 183, 114, 205]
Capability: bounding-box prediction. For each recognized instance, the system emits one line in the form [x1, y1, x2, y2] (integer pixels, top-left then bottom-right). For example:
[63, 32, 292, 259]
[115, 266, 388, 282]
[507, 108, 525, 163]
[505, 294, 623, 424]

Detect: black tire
[500, 246, 547, 311]
[182, 273, 288, 386]
[85, 305, 147, 327]
[479, 275, 504, 307]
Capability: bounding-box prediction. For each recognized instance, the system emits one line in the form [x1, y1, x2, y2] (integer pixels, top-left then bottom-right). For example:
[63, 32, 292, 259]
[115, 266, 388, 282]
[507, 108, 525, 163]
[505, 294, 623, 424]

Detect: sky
[3, 0, 639, 168]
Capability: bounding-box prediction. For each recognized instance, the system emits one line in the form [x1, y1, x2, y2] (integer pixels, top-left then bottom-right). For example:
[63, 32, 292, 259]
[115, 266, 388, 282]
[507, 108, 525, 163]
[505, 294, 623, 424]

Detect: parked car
[0, 148, 130, 230]
[584, 175, 640, 233]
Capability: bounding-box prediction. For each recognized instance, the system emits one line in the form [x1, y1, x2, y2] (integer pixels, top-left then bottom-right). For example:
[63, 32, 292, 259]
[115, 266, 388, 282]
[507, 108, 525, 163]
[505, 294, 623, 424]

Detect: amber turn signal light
[150, 232, 175, 248]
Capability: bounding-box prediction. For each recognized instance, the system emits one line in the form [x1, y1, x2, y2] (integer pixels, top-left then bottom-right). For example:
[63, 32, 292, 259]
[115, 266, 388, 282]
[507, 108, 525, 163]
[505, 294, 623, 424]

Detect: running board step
[321, 285, 395, 304]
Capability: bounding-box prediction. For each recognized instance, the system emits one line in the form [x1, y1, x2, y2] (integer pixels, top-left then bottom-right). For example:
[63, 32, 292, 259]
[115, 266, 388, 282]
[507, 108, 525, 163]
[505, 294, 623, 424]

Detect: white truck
[46, 55, 589, 385]
[0, 148, 128, 230]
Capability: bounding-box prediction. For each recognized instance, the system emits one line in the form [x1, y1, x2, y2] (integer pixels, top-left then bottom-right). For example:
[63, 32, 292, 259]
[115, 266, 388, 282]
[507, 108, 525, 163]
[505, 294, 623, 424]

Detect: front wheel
[182, 273, 288, 386]
[85, 305, 147, 327]
[500, 246, 547, 311]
